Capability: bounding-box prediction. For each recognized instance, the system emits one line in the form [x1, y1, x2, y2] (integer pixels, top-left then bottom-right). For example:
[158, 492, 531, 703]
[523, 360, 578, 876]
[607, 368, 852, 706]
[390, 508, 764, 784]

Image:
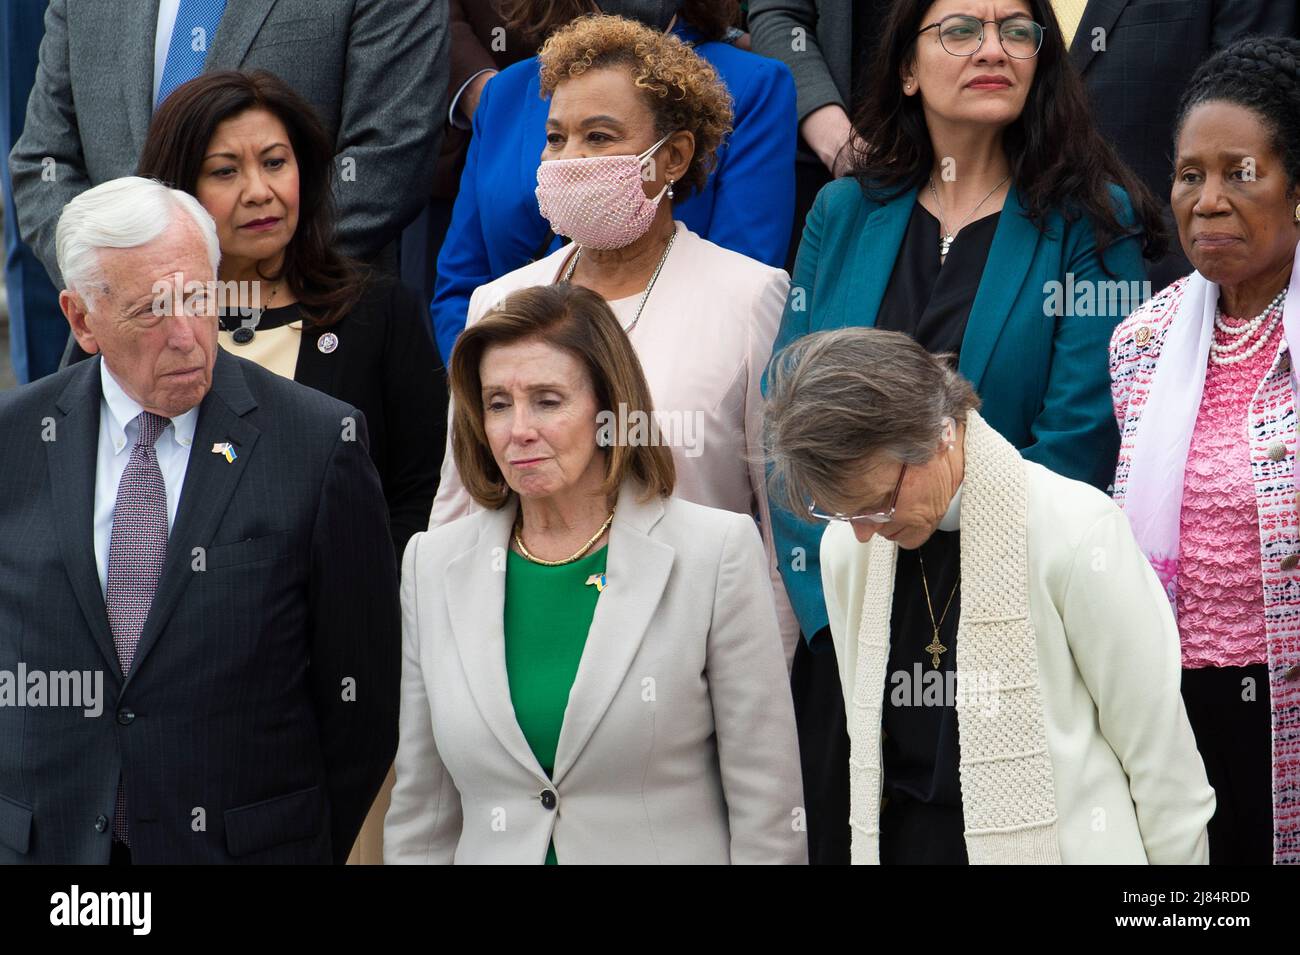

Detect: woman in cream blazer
[388, 484, 806, 864]
[386, 283, 805, 864]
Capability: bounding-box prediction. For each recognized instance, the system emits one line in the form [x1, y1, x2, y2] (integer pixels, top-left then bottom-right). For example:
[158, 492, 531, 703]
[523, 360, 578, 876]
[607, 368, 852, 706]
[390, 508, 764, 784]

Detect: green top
[503, 543, 607, 864]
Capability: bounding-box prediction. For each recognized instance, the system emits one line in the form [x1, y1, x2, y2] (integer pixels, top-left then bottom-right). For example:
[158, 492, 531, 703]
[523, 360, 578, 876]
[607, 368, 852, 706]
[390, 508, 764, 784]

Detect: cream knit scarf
[847, 411, 1061, 864]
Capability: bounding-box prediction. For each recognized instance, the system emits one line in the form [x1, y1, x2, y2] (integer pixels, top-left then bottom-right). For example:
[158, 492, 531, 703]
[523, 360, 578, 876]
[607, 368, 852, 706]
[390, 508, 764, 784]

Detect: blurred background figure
[386, 283, 805, 865]
[430, 0, 795, 363]
[428, 14, 799, 659]
[765, 0, 1163, 865]
[1, 0, 63, 383]
[1110, 37, 1300, 865]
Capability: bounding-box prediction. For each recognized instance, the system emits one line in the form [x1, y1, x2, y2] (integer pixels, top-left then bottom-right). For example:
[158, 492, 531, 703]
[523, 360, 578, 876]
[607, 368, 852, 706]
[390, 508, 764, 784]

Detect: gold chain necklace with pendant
[917, 549, 960, 669]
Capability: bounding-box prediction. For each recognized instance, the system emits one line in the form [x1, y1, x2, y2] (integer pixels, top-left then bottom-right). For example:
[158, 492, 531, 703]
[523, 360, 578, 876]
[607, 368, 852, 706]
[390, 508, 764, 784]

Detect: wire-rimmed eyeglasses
[917, 14, 1045, 59]
[807, 463, 908, 525]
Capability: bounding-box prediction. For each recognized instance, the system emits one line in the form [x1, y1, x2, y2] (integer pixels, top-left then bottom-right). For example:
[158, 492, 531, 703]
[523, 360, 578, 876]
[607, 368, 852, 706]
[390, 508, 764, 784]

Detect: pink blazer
[427, 222, 799, 663]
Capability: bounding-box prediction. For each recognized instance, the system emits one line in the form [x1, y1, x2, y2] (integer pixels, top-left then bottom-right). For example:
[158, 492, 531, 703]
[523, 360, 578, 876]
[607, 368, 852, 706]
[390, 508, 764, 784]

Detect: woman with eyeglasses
[765, 0, 1166, 865]
[764, 327, 1213, 864]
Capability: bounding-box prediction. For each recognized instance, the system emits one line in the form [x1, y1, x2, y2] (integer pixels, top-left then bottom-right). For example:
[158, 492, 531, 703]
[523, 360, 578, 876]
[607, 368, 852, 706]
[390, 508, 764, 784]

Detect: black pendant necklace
[230, 281, 281, 344]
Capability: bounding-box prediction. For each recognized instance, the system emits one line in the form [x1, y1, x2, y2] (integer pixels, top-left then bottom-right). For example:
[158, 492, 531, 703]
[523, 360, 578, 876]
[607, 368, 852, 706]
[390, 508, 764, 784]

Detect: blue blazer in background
[767, 177, 1148, 642]
[430, 21, 797, 362]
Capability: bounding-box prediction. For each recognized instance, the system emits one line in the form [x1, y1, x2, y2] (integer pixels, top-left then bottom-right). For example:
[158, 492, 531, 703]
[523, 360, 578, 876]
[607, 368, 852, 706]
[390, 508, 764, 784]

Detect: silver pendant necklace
[560, 230, 677, 335]
[928, 175, 1010, 258]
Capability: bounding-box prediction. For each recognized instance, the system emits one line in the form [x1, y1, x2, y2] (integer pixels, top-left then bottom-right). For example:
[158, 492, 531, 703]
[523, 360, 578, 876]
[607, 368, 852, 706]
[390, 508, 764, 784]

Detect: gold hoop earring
[1294, 201, 1299, 222]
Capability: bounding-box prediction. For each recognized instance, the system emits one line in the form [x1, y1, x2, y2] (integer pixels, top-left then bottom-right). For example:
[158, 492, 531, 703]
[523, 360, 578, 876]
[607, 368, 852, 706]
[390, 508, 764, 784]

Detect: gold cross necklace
[917, 549, 959, 669]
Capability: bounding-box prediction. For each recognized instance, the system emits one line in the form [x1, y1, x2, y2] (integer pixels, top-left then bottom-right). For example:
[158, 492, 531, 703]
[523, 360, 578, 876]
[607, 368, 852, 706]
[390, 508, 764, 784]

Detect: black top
[215, 275, 445, 559]
[873, 202, 998, 865]
[875, 203, 1000, 360]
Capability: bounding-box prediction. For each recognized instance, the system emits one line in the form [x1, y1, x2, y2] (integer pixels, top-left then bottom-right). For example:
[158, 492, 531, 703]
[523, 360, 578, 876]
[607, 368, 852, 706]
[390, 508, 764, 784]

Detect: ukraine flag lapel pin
[585, 573, 607, 593]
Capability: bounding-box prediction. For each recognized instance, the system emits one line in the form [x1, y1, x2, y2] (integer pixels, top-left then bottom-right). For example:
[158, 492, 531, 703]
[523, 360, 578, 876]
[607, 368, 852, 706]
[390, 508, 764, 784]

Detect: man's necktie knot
[134, 412, 170, 449]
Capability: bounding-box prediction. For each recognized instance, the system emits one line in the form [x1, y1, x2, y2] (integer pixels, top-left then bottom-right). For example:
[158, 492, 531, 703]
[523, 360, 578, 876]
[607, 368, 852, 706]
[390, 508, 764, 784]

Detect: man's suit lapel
[1071, 0, 1129, 75]
[844, 188, 915, 330]
[443, 501, 550, 780]
[208, 0, 278, 70]
[47, 358, 119, 678]
[126, 350, 261, 686]
[551, 489, 672, 785]
[121, 0, 162, 155]
[958, 185, 1042, 392]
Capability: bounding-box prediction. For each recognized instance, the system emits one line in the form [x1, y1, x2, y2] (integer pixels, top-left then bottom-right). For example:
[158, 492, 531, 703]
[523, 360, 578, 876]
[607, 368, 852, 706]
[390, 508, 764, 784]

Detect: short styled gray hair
[763, 327, 981, 520]
[54, 176, 220, 301]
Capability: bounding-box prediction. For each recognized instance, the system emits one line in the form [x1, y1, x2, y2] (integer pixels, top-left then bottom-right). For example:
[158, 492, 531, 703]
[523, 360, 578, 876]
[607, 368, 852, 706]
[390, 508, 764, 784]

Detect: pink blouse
[1175, 314, 1282, 669]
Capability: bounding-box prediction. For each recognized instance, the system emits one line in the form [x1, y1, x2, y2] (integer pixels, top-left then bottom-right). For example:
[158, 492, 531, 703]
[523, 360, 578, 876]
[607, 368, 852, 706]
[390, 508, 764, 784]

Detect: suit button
[116, 708, 135, 725]
[539, 790, 557, 811]
[1269, 442, 1287, 462]
[94, 815, 108, 833]
[1282, 555, 1299, 571]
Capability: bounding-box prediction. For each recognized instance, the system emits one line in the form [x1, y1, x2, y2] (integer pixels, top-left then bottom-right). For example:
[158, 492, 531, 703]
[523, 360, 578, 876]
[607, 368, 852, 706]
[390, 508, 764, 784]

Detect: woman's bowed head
[763, 327, 980, 552]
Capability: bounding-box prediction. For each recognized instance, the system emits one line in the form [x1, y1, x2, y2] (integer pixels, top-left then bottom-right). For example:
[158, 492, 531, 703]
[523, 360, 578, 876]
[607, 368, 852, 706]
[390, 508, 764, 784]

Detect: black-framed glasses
[917, 14, 1045, 59]
[808, 463, 908, 525]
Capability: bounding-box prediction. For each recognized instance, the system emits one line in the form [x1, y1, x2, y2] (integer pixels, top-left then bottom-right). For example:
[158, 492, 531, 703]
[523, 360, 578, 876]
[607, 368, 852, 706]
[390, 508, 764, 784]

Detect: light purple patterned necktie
[106, 411, 170, 845]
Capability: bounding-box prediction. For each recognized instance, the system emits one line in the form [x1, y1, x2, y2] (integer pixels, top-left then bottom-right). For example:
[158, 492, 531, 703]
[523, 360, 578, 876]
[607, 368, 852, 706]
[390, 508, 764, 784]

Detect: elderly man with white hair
[0, 176, 400, 865]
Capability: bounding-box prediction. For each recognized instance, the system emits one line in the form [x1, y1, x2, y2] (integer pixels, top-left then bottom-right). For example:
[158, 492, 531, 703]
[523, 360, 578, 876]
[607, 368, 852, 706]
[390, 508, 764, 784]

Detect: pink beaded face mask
[535, 133, 674, 250]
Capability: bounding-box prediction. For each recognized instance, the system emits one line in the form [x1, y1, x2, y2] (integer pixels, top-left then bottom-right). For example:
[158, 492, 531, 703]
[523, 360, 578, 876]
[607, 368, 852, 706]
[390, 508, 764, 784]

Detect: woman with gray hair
[763, 326, 1214, 865]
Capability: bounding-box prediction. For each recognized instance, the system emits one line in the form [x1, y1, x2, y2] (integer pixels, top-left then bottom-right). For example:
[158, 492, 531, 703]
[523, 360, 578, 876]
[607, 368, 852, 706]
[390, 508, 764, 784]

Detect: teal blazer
[767, 178, 1146, 642]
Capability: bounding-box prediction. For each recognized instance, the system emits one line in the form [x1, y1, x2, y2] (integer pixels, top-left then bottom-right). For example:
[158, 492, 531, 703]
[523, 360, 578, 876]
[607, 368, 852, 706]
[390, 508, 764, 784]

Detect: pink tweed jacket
[1110, 275, 1300, 864]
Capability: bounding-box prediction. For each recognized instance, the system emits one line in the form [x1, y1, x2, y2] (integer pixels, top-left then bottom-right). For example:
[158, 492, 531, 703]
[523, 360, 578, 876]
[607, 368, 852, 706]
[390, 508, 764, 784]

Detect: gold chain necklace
[513, 510, 615, 567]
[917, 549, 960, 669]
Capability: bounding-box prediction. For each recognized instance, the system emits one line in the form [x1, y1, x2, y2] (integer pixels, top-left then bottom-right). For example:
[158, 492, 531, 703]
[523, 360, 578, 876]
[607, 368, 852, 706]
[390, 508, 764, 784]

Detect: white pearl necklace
[1209, 289, 1287, 365]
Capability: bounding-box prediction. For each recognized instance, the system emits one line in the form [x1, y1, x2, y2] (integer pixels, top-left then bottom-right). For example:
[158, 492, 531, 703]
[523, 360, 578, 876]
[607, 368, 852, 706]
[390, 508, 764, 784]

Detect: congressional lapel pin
[211, 441, 238, 463]
[585, 573, 607, 593]
[317, 332, 339, 354]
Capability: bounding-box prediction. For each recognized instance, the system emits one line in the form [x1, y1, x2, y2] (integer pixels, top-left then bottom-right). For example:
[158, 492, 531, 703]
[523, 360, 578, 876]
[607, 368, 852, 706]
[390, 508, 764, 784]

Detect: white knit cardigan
[820, 412, 1216, 865]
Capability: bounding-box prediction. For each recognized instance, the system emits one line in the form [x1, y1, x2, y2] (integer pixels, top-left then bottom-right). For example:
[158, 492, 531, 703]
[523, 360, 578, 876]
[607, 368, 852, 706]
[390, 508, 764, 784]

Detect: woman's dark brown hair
[502, 0, 739, 44]
[138, 69, 364, 327]
[850, 0, 1167, 262]
[449, 283, 675, 509]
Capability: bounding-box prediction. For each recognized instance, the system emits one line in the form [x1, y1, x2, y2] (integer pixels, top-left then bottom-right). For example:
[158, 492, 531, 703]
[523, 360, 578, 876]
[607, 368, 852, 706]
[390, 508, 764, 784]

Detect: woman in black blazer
[133, 69, 443, 560]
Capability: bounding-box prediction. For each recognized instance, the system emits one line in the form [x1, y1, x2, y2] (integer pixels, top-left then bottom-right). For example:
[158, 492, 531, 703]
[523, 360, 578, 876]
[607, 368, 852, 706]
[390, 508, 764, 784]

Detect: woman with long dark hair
[135, 70, 442, 565]
[766, 0, 1164, 864]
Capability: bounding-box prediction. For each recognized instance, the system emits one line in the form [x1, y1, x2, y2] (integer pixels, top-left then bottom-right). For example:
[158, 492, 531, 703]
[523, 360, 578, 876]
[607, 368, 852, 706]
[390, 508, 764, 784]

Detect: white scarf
[1123, 245, 1300, 601]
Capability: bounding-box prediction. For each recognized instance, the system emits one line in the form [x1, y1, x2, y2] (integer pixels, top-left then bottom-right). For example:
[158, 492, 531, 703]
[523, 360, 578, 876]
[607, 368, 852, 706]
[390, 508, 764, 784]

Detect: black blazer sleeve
[378, 280, 445, 558]
[307, 409, 401, 863]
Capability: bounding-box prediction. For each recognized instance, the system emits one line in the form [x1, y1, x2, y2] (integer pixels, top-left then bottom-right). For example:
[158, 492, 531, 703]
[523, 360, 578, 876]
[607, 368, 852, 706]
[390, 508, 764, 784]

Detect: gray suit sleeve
[333, 0, 449, 261]
[7, 0, 89, 285]
[748, 0, 845, 123]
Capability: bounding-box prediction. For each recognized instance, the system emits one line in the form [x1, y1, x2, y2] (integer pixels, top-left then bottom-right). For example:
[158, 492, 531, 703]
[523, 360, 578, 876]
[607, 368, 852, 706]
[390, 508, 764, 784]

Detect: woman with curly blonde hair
[430, 3, 796, 362]
[428, 13, 801, 663]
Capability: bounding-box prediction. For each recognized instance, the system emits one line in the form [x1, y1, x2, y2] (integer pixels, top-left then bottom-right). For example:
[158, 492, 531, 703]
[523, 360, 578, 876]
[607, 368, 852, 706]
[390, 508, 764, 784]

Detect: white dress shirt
[93, 359, 200, 595]
[153, 0, 184, 104]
